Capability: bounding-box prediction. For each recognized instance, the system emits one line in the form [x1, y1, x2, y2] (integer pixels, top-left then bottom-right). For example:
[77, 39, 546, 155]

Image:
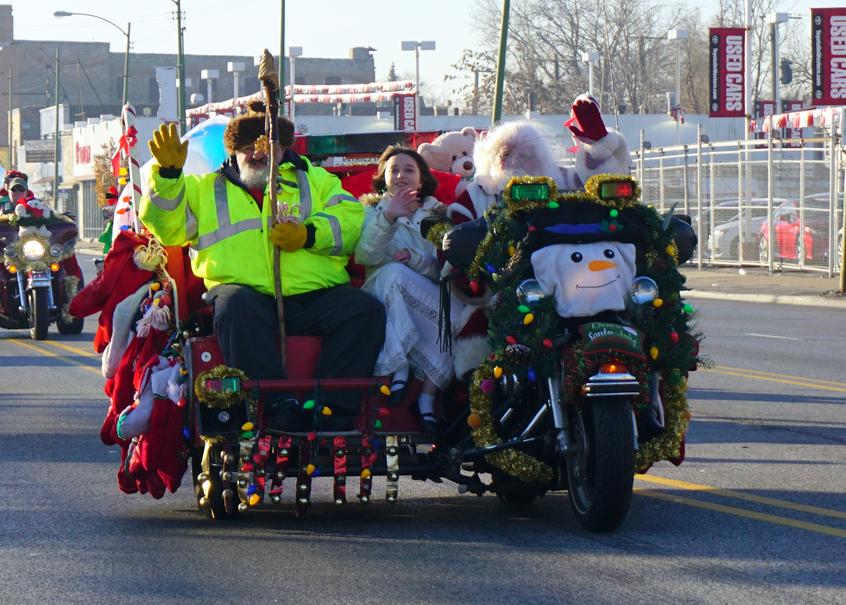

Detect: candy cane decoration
[120, 104, 142, 232]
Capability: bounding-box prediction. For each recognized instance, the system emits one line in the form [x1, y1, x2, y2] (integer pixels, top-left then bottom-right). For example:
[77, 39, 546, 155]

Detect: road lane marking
[38, 339, 99, 358]
[7, 338, 101, 375]
[637, 474, 846, 520]
[706, 368, 846, 394]
[637, 489, 846, 539]
[744, 332, 802, 341]
[715, 365, 846, 388]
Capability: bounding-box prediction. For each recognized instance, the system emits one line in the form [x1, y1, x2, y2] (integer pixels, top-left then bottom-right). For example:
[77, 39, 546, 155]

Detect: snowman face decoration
[530, 241, 636, 318]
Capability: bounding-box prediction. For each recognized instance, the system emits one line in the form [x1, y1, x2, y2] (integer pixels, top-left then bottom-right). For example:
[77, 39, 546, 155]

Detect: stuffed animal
[15, 197, 52, 220]
[14, 197, 53, 237]
[445, 96, 630, 225]
[418, 127, 478, 178]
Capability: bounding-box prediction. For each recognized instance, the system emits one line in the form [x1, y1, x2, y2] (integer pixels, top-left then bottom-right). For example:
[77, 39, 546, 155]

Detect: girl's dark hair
[372, 146, 438, 200]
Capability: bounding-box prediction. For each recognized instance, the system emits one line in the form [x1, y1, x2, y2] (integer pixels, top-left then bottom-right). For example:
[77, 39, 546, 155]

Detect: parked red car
[757, 201, 815, 263]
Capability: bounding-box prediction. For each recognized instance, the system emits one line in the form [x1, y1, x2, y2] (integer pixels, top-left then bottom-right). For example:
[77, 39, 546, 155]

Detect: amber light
[599, 362, 628, 374]
[50, 263, 60, 272]
[8, 265, 16, 274]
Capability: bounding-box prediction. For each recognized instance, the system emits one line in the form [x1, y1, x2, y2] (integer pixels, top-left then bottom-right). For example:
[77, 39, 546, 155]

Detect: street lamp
[288, 46, 303, 122]
[201, 69, 219, 104]
[768, 12, 793, 116]
[667, 28, 688, 144]
[401, 40, 436, 129]
[227, 61, 245, 99]
[581, 50, 600, 96]
[54, 11, 130, 107]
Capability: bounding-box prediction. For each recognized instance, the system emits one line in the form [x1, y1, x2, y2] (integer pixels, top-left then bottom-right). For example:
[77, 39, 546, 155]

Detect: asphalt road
[0, 268, 844, 604]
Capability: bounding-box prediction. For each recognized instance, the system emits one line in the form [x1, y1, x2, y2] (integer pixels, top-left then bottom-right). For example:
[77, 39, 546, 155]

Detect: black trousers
[207, 283, 386, 414]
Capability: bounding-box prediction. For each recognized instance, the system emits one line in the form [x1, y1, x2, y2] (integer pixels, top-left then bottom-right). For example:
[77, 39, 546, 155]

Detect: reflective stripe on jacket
[139, 151, 363, 296]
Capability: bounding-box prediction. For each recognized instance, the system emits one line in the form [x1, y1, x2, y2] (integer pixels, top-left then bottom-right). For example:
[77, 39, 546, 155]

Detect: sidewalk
[681, 266, 846, 309]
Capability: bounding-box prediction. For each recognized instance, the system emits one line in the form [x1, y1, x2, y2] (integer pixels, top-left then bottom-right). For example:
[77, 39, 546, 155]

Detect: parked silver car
[708, 198, 787, 260]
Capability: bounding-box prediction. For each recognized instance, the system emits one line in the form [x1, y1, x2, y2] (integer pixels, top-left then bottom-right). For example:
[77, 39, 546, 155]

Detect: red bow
[112, 125, 139, 177]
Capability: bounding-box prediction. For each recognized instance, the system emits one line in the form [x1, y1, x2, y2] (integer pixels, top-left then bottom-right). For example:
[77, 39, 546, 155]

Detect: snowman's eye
[604, 249, 615, 259]
[570, 252, 583, 262]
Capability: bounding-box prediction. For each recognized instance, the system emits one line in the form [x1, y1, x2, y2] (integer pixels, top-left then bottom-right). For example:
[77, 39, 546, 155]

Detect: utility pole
[53, 48, 60, 208]
[123, 22, 131, 107]
[491, 0, 510, 126]
[7, 68, 12, 169]
[174, 0, 186, 134]
[279, 0, 294, 105]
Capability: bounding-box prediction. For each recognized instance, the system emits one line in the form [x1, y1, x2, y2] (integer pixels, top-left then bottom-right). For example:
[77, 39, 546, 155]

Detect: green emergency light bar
[509, 182, 550, 202]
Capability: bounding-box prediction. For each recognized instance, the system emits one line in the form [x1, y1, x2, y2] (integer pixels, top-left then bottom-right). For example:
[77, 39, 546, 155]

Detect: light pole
[53, 48, 60, 208]
[667, 28, 688, 144]
[54, 11, 130, 107]
[768, 12, 793, 116]
[288, 46, 302, 122]
[401, 40, 436, 129]
[227, 61, 245, 99]
[200, 69, 219, 104]
[581, 51, 600, 96]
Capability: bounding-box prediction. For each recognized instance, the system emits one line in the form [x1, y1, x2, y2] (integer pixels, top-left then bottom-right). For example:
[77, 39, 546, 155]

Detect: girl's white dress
[355, 194, 475, 390]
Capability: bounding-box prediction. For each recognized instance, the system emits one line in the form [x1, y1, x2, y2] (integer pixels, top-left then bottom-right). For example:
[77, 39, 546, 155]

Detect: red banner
[709, 28, 746, 117]
[811, 8, 846, 106]
[393, 93, 417, 132]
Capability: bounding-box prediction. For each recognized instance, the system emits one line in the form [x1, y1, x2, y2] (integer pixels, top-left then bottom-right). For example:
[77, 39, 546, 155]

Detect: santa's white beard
[238, 162, 269, 189]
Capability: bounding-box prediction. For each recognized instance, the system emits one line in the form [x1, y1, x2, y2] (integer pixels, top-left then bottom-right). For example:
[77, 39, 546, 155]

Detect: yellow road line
[39, 339, 99, 358]
[710, 365, 846, 388]
[637, 474, 846, 520]
[637, 489, 846, 539]
[7, 338, 101, 375]
[707, 368, 846, 394]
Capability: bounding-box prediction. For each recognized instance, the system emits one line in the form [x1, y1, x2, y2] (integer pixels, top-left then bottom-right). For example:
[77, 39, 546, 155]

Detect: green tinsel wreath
[465, 174, 702, 482]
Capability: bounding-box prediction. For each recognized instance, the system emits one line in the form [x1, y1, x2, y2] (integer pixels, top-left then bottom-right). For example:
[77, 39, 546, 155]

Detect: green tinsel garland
[464, 174, 702, 481]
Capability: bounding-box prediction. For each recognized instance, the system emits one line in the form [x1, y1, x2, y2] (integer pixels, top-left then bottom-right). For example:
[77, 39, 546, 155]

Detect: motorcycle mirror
[630, 276, 659, 305]
[516, 278, 546, 306]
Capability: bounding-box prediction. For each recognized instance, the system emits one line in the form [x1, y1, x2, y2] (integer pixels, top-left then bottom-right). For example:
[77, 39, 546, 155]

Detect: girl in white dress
[355, 147, 472, 434]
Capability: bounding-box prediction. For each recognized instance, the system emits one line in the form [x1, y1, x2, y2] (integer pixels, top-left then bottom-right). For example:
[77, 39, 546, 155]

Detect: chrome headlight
[50, 244, 63, 257]
[22, 240, 46, 261]
[3, 244, 15, 258]
[630, 276, 659, 305]
[516, 279, 546, 306]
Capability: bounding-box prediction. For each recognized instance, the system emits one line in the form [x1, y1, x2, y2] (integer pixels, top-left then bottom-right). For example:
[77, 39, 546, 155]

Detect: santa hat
[224, 101, 295, 154]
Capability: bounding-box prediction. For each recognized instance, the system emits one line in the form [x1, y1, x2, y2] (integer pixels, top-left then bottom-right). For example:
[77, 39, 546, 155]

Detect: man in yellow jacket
[140, 104, 385, 431]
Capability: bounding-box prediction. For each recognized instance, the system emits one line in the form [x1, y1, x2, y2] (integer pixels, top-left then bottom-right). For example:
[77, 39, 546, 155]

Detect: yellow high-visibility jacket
[139, 151, 363, 296]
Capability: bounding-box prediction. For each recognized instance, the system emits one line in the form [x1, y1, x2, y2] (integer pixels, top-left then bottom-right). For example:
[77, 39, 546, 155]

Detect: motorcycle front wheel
[28, 288, 49, 340]
[566, 399, 635, 532]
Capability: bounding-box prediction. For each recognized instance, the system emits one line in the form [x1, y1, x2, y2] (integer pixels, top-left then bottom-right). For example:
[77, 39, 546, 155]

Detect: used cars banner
[812, 8, 846, 105]
[709, 28, 745, 117]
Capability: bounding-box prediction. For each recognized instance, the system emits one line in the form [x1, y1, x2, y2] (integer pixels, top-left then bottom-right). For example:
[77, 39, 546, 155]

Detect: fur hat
[223, 101, 295, 154]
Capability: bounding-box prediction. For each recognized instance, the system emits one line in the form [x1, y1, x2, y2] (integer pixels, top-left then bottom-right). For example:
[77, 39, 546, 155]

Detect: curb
[685, 289, 846, 310]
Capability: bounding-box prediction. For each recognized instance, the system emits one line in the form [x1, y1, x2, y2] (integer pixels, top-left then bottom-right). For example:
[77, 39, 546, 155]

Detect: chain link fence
[633, 130, 844, 275]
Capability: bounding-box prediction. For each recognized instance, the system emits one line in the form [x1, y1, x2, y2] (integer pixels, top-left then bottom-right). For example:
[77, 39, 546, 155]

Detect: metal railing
[633, 128, 844, 275]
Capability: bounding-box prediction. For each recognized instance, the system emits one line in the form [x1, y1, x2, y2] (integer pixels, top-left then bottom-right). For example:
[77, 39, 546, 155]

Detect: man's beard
[238, 159, 269, 189]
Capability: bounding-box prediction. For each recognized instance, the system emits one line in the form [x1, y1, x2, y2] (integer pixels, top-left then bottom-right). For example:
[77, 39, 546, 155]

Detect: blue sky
[9, 0, 834, 105]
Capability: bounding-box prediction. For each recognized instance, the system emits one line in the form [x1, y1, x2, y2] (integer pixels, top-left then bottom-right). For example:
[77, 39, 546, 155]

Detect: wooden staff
[258, 49, 287, 366]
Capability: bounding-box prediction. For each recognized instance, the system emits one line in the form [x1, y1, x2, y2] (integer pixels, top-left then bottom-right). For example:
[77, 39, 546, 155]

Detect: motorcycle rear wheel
[28, 288, 49, 340]
[56, 314, 84, 335]
[566, 399, 635, 532]
[57, 276, 85, 335]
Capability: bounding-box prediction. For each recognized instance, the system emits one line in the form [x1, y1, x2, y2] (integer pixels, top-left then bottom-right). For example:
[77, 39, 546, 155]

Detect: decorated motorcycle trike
[167, 173, 699, 532]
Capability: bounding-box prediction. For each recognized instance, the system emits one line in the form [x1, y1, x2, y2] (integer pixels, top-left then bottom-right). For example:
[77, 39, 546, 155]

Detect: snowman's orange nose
[588, 260, 616, 271]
